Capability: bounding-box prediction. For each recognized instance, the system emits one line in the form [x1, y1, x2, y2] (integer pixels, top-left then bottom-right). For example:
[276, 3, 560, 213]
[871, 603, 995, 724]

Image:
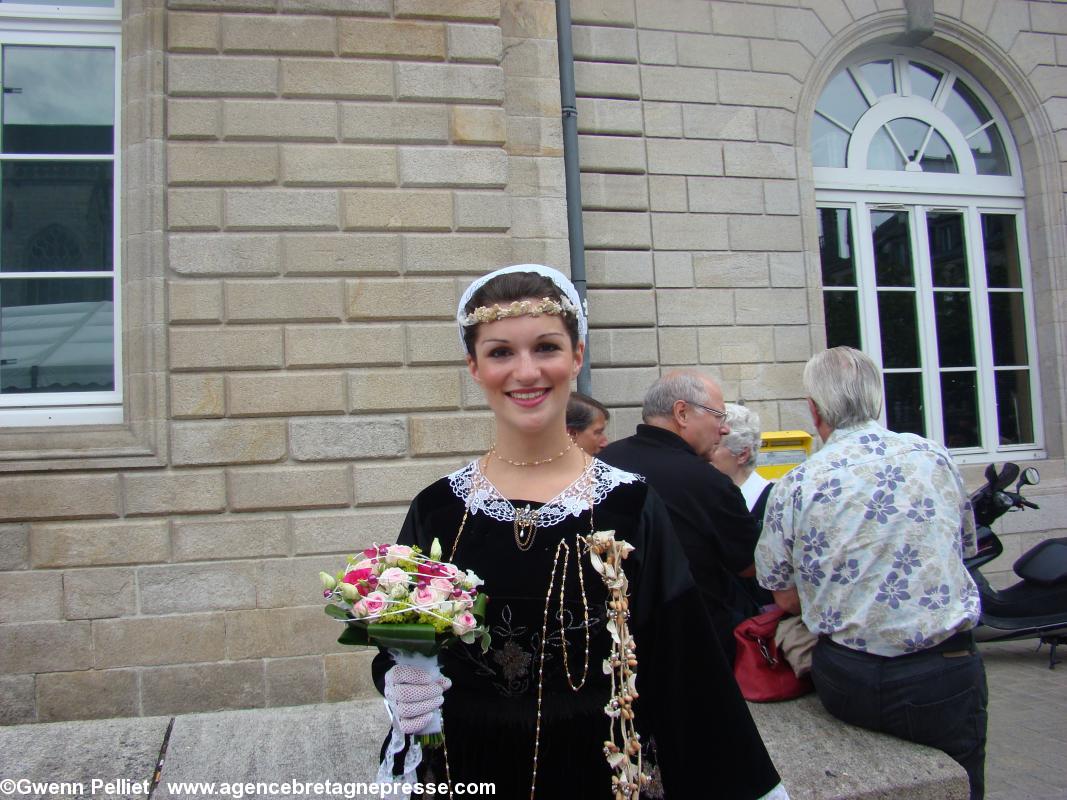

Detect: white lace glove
[383, 663, 452, 735]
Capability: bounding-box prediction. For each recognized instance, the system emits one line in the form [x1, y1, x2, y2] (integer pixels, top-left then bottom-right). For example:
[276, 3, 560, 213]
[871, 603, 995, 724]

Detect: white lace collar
[447, 458, 642, 529]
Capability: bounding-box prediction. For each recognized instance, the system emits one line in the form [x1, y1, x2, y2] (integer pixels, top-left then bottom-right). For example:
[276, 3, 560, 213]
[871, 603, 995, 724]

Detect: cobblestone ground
[982, 639, 1067, 800]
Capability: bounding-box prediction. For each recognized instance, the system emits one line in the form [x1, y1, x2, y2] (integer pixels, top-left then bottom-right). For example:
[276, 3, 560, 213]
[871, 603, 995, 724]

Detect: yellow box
[756, 430, 813, 479]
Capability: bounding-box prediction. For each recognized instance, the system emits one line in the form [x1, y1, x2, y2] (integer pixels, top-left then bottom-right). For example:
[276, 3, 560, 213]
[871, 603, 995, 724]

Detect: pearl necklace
[488, 438, 574, 467]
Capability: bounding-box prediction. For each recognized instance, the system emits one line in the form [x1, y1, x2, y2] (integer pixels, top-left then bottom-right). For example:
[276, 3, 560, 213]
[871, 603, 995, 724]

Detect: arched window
[812, 50, 1040, 460]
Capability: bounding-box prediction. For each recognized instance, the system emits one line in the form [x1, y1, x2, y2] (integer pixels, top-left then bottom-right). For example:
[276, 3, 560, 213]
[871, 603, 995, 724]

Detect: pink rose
[429, 577, 454, 595]
[378, 566, 409, 589]
[452, 611, 478, 636]
[436, 563, 459, 580]
[412, 585, 439, 608]
[385, 544, 413, 565]
[363, 591, 389, 617]
[451, 590, 474, 610]
[350, 598, 369, 618]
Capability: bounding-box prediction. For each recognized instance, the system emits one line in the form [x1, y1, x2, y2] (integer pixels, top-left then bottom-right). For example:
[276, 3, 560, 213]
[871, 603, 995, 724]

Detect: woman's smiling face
[466, 310, 583, 436]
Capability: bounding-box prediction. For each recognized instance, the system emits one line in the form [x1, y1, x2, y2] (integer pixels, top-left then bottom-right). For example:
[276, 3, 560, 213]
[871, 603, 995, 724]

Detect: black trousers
[812, 633, 988, 800]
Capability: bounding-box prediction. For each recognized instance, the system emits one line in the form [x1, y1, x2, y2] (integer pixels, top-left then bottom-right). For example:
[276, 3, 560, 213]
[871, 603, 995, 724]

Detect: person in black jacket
[599, 369, 762, 661]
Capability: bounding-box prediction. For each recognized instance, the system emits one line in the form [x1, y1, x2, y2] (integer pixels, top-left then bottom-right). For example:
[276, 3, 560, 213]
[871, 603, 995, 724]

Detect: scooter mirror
[1019, 467, 1040, 487]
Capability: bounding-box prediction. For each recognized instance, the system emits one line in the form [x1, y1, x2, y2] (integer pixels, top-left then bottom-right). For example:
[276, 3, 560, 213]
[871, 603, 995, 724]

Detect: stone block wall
[0, 0, 570, 725]
[2, 0, 1067, 724]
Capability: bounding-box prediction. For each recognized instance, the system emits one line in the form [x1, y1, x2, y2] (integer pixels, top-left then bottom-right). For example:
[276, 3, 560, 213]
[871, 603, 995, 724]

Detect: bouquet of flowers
[320, 538, 490, 752]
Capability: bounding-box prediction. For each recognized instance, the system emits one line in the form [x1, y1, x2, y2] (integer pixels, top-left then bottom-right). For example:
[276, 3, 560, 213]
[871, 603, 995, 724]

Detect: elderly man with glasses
[600, 369, 762, 661]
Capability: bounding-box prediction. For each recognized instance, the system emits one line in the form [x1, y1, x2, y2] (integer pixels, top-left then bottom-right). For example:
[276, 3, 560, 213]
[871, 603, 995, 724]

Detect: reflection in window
[988, 293, 1029, 367]
[859, 60, 895, 97]
[941, 372, 980, 448]
[2, 46, 114, 155]
[817, 69, 868, 130]
[995, 370, 1034, 445]
[968, 125, 1009, 176]
[983, 214, 1022, 288]
[871, 210, 913, 287]
[928, 212, 967, 286]
[1, 162, 114, 272]
[943, 79, 991, 136]
[884, 372, 925, 437]
[934, 293, 974, 368]
[908, 63, 941, 101]
[0, 278, 114, 394]
[812, 115, 849, 168]
[877, 291, 920, 368]
[919, 129, 957, 173]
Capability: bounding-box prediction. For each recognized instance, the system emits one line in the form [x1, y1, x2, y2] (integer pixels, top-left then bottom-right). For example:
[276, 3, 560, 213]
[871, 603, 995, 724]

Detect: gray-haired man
[755, 346, 987, 799]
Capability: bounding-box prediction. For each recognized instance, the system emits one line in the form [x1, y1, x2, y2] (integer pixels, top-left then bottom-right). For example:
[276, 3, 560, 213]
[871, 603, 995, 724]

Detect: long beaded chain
[529, 492, 594, 799]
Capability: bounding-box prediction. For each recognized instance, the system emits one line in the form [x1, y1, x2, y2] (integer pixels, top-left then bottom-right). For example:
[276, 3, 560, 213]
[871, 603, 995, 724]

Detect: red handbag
[733, 607, 814, 702]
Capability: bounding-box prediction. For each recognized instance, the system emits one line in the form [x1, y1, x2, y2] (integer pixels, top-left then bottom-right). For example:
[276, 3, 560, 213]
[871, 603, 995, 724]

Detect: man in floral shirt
[755, 346, 986, 799]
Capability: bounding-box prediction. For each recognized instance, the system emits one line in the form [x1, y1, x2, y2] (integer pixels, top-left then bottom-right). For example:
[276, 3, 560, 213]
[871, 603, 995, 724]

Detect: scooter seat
[1014, 537, 1067, 586]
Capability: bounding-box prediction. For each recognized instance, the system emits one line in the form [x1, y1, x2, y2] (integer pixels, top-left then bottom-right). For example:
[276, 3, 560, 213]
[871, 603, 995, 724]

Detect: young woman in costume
[373, 265, 787, 799]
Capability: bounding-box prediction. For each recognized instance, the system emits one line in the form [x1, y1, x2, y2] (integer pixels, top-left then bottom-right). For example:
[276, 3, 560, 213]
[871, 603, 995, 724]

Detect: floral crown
[459, 296, 581, 328]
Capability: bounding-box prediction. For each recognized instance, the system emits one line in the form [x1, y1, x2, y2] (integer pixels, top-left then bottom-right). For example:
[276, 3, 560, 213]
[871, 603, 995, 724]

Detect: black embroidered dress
[372, 459, 781, 799]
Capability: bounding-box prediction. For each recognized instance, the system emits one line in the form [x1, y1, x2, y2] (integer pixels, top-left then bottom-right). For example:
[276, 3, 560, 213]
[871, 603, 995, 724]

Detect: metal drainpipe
[555, 0, 592, 395]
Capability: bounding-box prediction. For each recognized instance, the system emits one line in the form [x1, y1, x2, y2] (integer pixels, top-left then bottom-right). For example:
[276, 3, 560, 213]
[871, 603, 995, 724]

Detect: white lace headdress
[456, 264, 589, 348]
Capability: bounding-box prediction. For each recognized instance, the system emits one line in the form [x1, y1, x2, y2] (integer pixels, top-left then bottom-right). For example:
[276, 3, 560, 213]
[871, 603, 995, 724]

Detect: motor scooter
[965, 462, 1067, 668]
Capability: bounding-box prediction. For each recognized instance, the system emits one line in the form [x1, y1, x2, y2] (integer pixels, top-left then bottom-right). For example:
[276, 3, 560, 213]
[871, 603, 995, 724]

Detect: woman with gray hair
[712, 403, 774, 608]
[711, 403, 773, 527]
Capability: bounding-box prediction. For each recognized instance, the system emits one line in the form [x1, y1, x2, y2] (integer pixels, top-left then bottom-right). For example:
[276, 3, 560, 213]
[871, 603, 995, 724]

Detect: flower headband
[456, 264, 589, 347]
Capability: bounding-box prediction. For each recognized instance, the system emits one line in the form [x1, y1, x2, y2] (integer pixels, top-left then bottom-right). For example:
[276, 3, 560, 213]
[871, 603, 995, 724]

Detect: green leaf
[324, 604, 349, 621]
[367, 622, 440, 655]
[472, 592, 488, 619]
[337, 624, 371, 647]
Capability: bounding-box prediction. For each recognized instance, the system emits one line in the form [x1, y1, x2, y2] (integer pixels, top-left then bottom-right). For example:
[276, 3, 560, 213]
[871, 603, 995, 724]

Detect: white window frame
[813, 48, 1042, 462]
[816, 194, 1044, 464]
[0, 13, 123, 427]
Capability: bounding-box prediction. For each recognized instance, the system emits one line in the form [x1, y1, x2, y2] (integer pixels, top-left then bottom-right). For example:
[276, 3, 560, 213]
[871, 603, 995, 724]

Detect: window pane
[878, 291, 920, 368]
[868, 127, 904, 170]
[818, 208, 855, 286]
[942, 78, 992, 137]
[885, 372, 925, 436]
[888, 117, 930, 166]
[816, 69, 869, 130]
[909, 62, 942, 101]
[824, 291, 861, 349]
[934, 292, 975, 367]
[871, 210, 914, 286]
[969, 125, 1010, 176]
[0, 277, 114, 394]
[0, 162, 114, 272]
[994, 369, 1034, 445]
[919, 129, 957, 173]
[812, 114, 849, 167]
[983, 214, 1021, 288]
[859, 60, 895, 98]
[927, 212, 967, 286]
[2, 45, 114, 155]
[988, 292, 1029, 366]
[941, 372, 981, 448]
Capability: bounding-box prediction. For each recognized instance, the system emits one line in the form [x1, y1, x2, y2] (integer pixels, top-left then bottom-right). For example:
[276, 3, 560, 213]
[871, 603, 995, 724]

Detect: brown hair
[461, 271, 581, 357]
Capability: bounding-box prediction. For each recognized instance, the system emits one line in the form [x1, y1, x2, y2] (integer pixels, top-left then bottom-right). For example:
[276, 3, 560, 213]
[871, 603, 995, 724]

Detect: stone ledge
[0, 695, 967, 799]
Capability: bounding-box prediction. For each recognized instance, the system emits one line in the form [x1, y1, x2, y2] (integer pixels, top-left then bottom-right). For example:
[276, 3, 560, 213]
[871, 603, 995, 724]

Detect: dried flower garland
[585, 530, 649, 799]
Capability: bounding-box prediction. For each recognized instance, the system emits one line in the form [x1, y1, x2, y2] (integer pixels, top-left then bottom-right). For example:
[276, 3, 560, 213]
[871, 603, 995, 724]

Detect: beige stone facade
[1, 0, 1065, 724]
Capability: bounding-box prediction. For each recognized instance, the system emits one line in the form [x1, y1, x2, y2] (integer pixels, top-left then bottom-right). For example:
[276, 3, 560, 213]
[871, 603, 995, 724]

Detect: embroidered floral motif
[493, 639, 532, 683]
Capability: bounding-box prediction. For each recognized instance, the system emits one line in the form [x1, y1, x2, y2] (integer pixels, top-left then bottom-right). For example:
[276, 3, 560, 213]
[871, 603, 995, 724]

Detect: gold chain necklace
[489, 438, 574, 467]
